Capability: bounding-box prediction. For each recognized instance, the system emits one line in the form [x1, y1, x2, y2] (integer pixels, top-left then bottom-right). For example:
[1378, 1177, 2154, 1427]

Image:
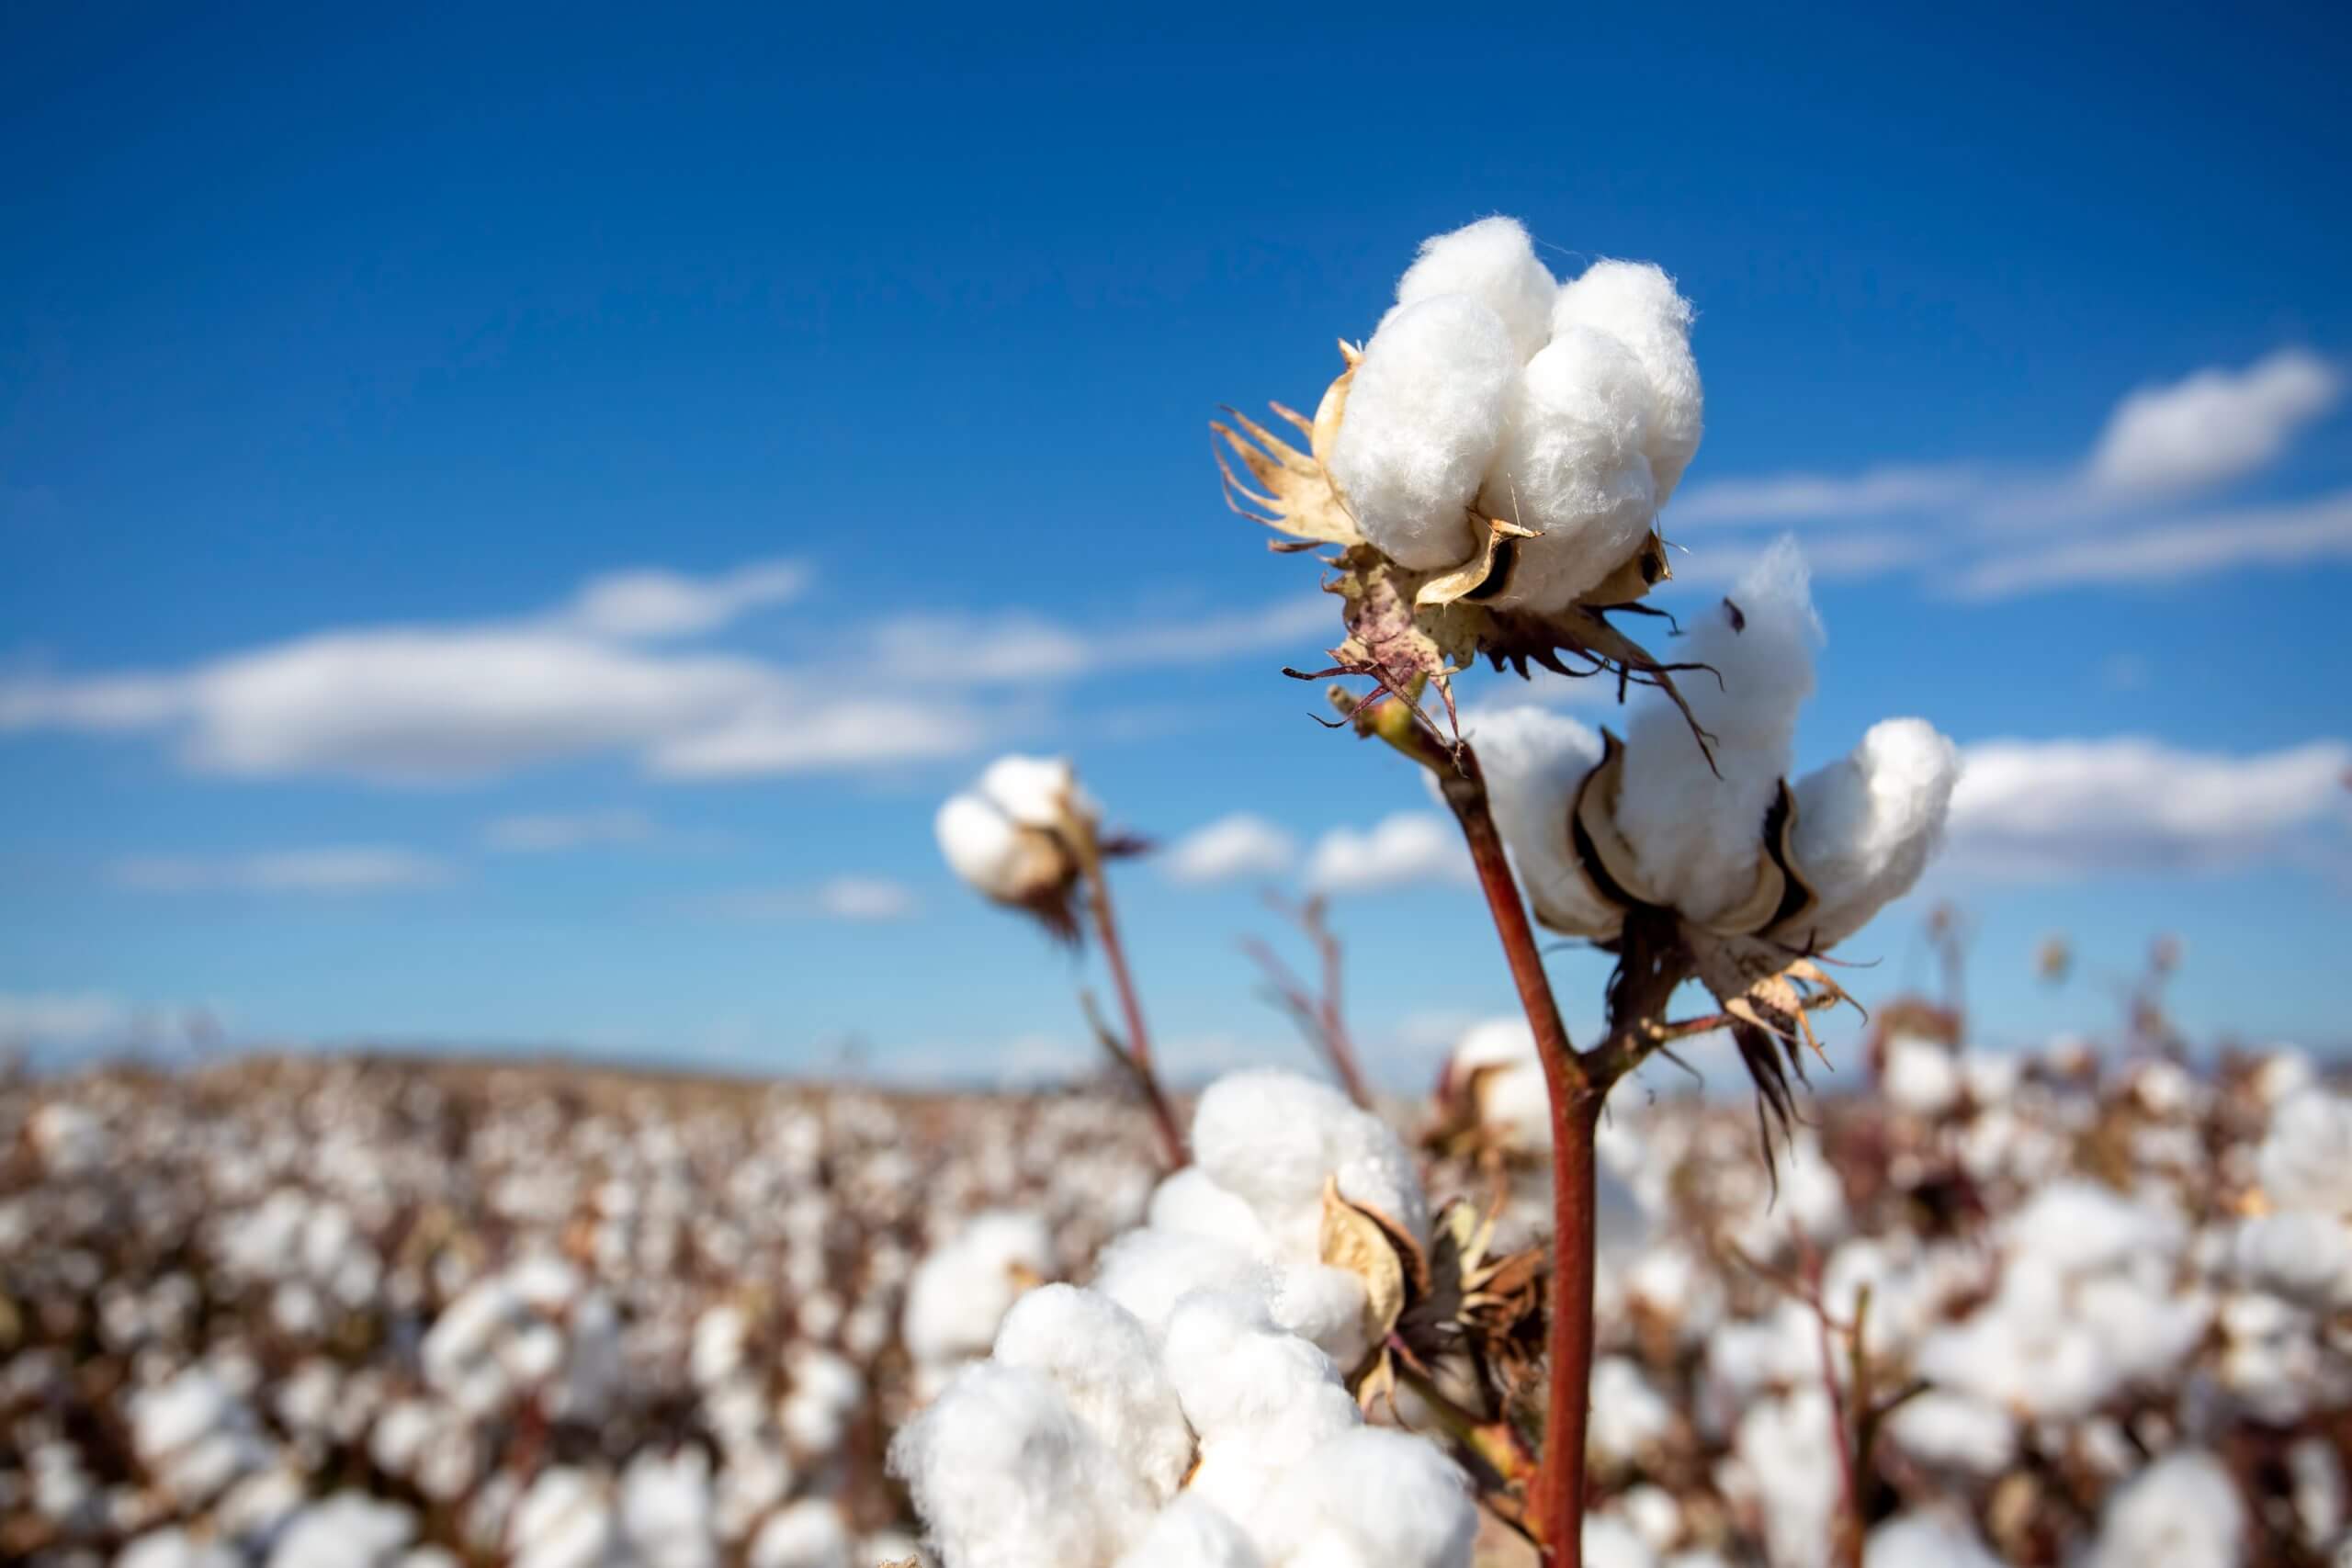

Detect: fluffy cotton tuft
[1329, 296, 1519, 571]
[1089, 1227, 1268, 1337]
[990, 1285, 1195, 1504]
[1792, 718, 1961, 947]
[1551, 259, 1703, 501]
[1258, 1427, 1478, 1568]
[1393, 217, 1558, 364]
[1616, 538, 1820, 921]
[1112, 1495, 1265, 1568]
[1460, 705, 1614, 936]
[1191, 1068, 1430, 1252]
[888, 1362, 1153, 1568]
[1478, 327, 1661, 610]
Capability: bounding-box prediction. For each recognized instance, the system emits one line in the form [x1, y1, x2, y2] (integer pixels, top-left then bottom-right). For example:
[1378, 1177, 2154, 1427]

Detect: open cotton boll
[1112, 1495, 1265, 1568]
[2233, 1210, 2352, 1309]
[1617, 539, 1819, 923]
[1581, 1516, 1660, 1568]
[619, 1450, 718, 1568]
[1146, 1168, 1273, 1255]
[1791, 718, 1961, 948]
[889, 1362, 1153, 1568]
[1460, 705, 1615, 937]
[1328, 295, 1519, 571]
[978, 753, 1090, 829]
[1259, 1427, 1477, 1568]
[1445, 1015, 1553, 1150]
[1883, 1390, 2017, 1477]
[506, 1469, 616, 1568]
[1393, 217, 1558, 364]
[1862, 1513, 2007, 1568]
[1191, 1068, 1430, 1255]
[2086, 1449, 2247, 1568]
[934, 794, 1031, 899]
[121, 1529, 241, 1568]
[1090, 1227, 1269, 1337]
[1882, 1034, 1965, 1118]
[989, 1285, 1195, 1504]
[746, 1500, 852, 1568]
[2257, 1088, 2352, 1213]
[269, 1493, 418, 1568]
[1551, 260, 1702, 501]
[902, 1209, 1052, 1393]
[1477, 328, 1661, 613]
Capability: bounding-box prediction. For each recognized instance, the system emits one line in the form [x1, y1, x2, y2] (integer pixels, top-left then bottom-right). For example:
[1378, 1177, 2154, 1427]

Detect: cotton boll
[121, 1530, 242, 1568]
[1394, 217, 1557, 364]
[746, 1501, 851, 1568]
[1882, 1035, 1964, 1119]
[268, 1493, 416, 1568]
[1791, 718, 1961, 948]
[1581, 1516, 1660, 1568]
[1883, 1391, 2017, 1478]
[934, 795, 1037, 902]
[1862, 1513, 2007, 1568]
[1734, 1387, 1842, 1568]
[2233, 1211, 2352, 1309]
[1478, 328, 1661, 612]
[1589, 1357, 1677, 1466]
[1090, 1227, 1269, 1336]
[1159, 1290, 1352, 1442]
[888, 1362, 1152, 1568]
[619, 1450, 717, 1568]
[989, 1285, 1194, 1504]
[1260, 1428, 1477, 1568]
[903, 1208, 1052, 1390]
[2257, 1089, 2352, 1214]
[1617, 539, 1820, 923]
[1112, 1495, 1265, 1568]
[1461, 706, 1616, 938]
[2086, 1449, 2246, 1568]
[977, 753, 1090, 829]
[1329, 295, 1519, 571]
[1444, 1015, 1553, 1150]
[1551, 260, 1702, 501]
[1145, 1168, 1272, 1254]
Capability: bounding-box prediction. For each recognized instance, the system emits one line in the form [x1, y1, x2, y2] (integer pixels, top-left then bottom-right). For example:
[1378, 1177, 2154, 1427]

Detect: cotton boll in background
[2085, 1450, 2248, 1568]
[1392, 216, 1558, 364]
[1328, 295, 1519, 571]
[1551, 259, 1703, 501]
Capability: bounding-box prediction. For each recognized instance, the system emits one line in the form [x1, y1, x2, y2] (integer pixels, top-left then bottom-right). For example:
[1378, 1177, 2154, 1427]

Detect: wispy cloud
[481, 808, 661, 852]
[111, 846, 458, 893]
[1161, 813, 1298, 886]
[551, 558, 809, 641]
[1672, 464, 1988, 527]
[1306, 812, 1474, 894]
[1946, 736, 2351, 879]
[1952, 490, 2352, 599]
[684, 874, 920, 921]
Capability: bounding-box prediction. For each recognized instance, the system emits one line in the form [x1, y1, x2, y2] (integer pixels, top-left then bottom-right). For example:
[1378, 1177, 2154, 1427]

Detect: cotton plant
[1217, 218, 1959, 1563]
[936, 754, 1184, 1166]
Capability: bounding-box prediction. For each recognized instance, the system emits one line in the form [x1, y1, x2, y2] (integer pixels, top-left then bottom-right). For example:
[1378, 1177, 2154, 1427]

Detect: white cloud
[481, 808, 659, 852]
[1161, 813, 1297, 886]
[1306, 811, 1474, 894]
[553, 558, 809, 640]
[866, 595, 1335, 688]
[112, 846, 457, 893]
[1671, 464, 1985, 527]
[684, 874, 920, 921]
[645, 696, 986, 779]
[2088, 349, 2342, 497]
[1953, 490, 2352, 599]
[1946, 736, 2352, 878]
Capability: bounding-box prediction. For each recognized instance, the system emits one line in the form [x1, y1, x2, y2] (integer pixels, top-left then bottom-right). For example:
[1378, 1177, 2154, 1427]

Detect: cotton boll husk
[1191, 1068, 1430, 1254]
[1862, 1513, 2007, 1568]
[1460, 706, 1616, 938]
[745, 1500, 851, 1568]
[977, 753, 1090, 829]
[1791, 718, 1961, 948]
[1616, 539, 1819, 923]
[1090, 1227, 1269, 1337]
[1259, 1427, 1477, 1568]
[1328, 295, 1519, 571]
[1393, 217, 1557, 364]
[1477, 328, 1662, 612]
[989, 1285, 1194, 1504]
[1145, 1168, 1272, 1254]
[2086, 1449, 2247, 1568]
[1551, 260, 1702, 501]
[1112, 1495, 1266, 1568]
[888, 1362, 1152, 1568]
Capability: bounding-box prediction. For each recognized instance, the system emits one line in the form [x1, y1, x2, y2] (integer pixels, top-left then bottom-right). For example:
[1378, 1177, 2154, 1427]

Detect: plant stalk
[1080, 848, 1188, 1168]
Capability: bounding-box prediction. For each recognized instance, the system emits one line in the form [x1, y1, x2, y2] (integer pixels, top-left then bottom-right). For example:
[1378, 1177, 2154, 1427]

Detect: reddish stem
[1083, 854, 1188, 1168]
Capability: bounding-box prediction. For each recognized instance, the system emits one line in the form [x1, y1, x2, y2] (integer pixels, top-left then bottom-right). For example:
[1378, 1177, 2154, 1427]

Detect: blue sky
[4, 3, 2348, 1083]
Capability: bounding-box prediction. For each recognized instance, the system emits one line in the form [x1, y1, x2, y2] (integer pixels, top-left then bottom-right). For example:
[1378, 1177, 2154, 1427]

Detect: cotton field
[5, 1029, 2346, 1568]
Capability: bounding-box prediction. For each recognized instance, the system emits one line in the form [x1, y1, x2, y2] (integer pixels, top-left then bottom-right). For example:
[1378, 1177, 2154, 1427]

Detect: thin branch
[1243, 890, 1374, 1110]
[1077, 991, 1187, 1171]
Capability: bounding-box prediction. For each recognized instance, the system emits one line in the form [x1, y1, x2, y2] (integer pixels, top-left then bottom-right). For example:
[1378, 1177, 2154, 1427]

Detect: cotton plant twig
[1242, 890, 1375, 1110]
[1065, 822, 1188, 1170]
[1077, 990, 1187, 1171]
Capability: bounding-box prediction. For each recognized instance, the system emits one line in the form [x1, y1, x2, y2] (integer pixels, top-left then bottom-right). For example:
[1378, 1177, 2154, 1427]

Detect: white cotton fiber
[1329, 295, 1519, 571]
[1393, 217, 1558, 364]
[888, 1362, 1152, 1568]
[1090, 1227, 1268, 1337]
[2086, 1450, 2246, 1568]
[1617, 538, 1819, 923]
[1462, 705, 1615, 937]
[1862, 1513, 2007, 1568]
[1191, 1068, 1430, 1254]
[935, 794, 1028, 900]
[1145, 1168, 1273, 1255]
[1791, 718, 1961, 949]
[989, 1285, 1195, 1504]
[1112, 1495, 1266, 1568]
[1478, 327, 1661, 611]
[1552, 260, 1703, 502]
[1258, 1427, 1477, 1568]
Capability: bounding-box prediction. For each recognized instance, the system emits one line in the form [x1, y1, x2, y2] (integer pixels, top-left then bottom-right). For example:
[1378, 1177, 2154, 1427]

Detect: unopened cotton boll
[1259, 1427, 1477, 1568]
[1551, 260, 1702, 501]
[888, 1362, 1153, 1568]
[1329, 295, 1519, 571]
[1791, 718, 1961, 948]
[989, 1285, 1195, 1503]
[1616, 538, 1819, 923]
[1393, 217, 1558, 364]
[2086, 1450, 2247, 1568]
[1460, 705, 1616, 938]
[1112, 1495, 1265, 1568]
[1478, 327, 1661, 612]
